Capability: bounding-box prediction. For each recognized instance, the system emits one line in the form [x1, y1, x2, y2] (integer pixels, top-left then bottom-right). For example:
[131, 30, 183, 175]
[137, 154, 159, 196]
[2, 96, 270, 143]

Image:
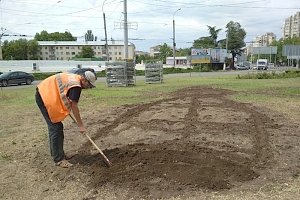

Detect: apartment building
[38, 40, 135, 61]
[254, 32, 276, 47]
[149, 45, 162, 57]
[283, 11, 300, 38]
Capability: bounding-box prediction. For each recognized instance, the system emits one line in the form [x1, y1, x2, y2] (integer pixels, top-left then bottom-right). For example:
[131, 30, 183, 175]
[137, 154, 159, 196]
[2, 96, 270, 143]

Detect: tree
[135, 54, 152, 64]
[34, 30, 49, 41]
[207, 25, 222, 47]
[177, 48, 191, 56]
[85, 30, 97, 41]
[193, 36, 215, 48]
[76, 46, 95, 58]
[158, 43, 172, 64]
[193, 26, 222, 48]
[61, 31, 76, 41]
[27, 40, 39, 59]
[217, 39, 227, 49]
[226, 21, 246, 68]
[2, 39, 28, 60]
[34, 30, 76, 41]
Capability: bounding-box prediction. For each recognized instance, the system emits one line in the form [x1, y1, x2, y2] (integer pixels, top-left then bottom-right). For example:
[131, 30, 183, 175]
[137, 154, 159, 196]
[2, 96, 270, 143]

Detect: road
[0, 67, 297, 90]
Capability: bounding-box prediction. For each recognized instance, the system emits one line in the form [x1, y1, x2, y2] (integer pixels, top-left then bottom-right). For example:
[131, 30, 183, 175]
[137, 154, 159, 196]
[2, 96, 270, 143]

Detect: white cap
[84, 71, 96, 87]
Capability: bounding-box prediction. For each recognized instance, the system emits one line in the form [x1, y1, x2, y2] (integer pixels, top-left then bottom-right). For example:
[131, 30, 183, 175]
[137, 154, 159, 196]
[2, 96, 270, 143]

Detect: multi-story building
[253, 32, 276, 47]
[149, 45, 162, 57]
[283, 11, 300, 38]
[38, 40, 135, 61]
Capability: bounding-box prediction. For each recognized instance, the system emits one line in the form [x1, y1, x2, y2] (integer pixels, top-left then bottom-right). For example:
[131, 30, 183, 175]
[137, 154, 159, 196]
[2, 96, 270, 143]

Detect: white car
[236, 65, 250, 70]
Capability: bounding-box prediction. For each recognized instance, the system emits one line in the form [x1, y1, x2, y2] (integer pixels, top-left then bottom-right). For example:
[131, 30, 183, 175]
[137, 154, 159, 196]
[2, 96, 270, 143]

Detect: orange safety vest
[37, 73, 82, 123]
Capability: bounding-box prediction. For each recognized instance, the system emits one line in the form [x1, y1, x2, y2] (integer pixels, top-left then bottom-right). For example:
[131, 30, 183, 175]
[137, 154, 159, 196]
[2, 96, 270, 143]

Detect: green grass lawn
[1, 76, 299, 118]
[0, 74, 299, 200]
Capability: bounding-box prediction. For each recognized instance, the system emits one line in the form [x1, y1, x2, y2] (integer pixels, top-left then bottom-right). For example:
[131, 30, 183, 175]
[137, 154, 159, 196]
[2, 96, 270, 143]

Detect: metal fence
[105, 61, 135, 87]
[145, 62, 163, 84]
[0, 60, 104, 73]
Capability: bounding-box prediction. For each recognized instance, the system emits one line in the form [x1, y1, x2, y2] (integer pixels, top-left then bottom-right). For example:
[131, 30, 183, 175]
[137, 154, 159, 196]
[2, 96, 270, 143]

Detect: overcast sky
[0, 0, 299, 52]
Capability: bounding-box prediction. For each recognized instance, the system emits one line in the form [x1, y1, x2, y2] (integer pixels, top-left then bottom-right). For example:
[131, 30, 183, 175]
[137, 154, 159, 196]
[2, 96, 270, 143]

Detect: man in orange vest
[35, 71, 96, 168]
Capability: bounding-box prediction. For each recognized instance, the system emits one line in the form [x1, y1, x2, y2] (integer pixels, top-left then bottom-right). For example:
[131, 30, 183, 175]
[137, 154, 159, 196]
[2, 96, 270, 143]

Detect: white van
[256, 59, 268, 70]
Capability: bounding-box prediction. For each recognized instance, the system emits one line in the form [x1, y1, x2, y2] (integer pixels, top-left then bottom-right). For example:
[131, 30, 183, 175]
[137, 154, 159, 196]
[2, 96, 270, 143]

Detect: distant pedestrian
[35, 71, 96, 168]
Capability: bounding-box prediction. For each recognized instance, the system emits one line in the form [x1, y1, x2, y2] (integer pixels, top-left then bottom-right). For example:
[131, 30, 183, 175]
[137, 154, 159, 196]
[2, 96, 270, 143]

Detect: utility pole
[124, 0, 128, 60]
[0, 27, 5, 60]
[114, 2, 137, 61]
[250, 42, 253, 64]
[0, 32, 3, 60]
[172, 8, 181, 67]
[102, 0, 109, 61]
[0, 0, 3, 60]
[269, 46, 272, 63]
[223, 31, 228, 70]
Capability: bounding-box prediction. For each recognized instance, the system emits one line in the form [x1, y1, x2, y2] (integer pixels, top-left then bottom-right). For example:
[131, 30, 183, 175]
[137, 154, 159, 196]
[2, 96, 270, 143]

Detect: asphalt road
[0, 67, 297, 90]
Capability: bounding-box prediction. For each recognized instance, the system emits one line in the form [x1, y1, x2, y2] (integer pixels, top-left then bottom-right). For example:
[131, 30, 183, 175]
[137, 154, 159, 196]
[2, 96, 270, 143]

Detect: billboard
[283, 45, 300, 56]
[210, 49, 227, 63]
[191, 48, 227, 64]
[250, 46, 277, 54]
[191, 48, 211, 64]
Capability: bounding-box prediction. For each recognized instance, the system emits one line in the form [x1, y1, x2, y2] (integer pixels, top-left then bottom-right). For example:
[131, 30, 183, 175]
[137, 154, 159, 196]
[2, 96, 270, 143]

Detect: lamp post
[173, 8, 181, 67]
[102, 0, 109, 61]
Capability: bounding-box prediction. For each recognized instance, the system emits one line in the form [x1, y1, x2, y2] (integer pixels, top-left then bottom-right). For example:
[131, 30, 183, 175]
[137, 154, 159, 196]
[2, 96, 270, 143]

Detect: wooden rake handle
[85, 133, 112, 167]
[69, 114, 112, 167]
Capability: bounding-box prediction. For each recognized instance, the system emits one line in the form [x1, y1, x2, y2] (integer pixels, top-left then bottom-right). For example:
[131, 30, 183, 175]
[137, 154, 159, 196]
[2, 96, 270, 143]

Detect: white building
[283, 11, 300, 38]
[166, 56, 190, 66]
[38, 41, 135, 61]
[254, 32, 276, 47]
[149, 45, 162, 57]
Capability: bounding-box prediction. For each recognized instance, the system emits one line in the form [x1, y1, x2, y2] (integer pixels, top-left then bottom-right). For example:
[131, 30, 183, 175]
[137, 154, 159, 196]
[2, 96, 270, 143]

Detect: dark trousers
[35, 89, 65, 163]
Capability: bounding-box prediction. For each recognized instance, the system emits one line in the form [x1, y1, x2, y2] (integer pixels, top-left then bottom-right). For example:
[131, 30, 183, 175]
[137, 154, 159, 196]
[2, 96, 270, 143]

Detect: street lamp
[102, 0, 109, 61]
[173, 8, 181, 67]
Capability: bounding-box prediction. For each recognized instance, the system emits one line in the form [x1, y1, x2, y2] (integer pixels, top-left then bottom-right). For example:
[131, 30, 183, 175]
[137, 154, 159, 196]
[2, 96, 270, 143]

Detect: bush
[96, 71, 106, 77]
[32, 72, 61, 80]
[237, 70, 300, 79]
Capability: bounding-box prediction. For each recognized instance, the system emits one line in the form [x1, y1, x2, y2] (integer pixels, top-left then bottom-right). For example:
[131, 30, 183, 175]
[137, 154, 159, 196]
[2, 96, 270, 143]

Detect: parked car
[0, 71, 35, 87]
[268, 63, 275, 68]
[67, 68, 97, 79]
[236, 65, 250, 70]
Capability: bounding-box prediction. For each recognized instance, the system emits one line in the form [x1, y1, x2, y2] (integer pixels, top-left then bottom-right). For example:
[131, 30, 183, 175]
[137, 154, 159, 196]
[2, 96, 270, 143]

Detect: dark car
[67, 68, 97, 80]
[0, 71, 35, 87]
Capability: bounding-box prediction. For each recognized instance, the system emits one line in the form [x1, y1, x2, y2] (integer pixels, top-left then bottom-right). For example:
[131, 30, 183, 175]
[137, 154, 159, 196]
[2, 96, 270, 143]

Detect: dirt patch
[65, 87, 300, 199]
[2, 86, 300, 200]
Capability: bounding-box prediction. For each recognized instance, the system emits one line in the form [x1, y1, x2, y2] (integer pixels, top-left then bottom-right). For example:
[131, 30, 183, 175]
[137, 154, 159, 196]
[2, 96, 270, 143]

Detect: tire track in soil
[72, 86, 276, 199]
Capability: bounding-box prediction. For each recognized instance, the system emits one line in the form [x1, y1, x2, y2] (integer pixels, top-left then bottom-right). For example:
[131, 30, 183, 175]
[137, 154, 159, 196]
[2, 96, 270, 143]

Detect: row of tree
[139, 20, 299, 67]
[2, 30, 96, 60]
[2, 24, 300, 64]
[142, 21, 246, 67]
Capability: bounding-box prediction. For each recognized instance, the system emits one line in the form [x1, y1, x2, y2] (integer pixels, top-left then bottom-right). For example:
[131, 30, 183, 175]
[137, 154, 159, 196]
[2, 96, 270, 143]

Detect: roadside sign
[191, 48, 211, 64]
[191, 48, 227, 64]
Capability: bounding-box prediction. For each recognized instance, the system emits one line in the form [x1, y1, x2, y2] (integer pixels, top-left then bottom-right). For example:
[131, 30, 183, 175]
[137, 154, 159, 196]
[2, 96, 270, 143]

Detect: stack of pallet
[106, 61, 136, 87]
[145, 62, 163, 84]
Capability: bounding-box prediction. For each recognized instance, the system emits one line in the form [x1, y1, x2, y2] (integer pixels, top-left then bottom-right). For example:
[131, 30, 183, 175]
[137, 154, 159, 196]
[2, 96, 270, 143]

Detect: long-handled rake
[69, 114, 112, 167]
